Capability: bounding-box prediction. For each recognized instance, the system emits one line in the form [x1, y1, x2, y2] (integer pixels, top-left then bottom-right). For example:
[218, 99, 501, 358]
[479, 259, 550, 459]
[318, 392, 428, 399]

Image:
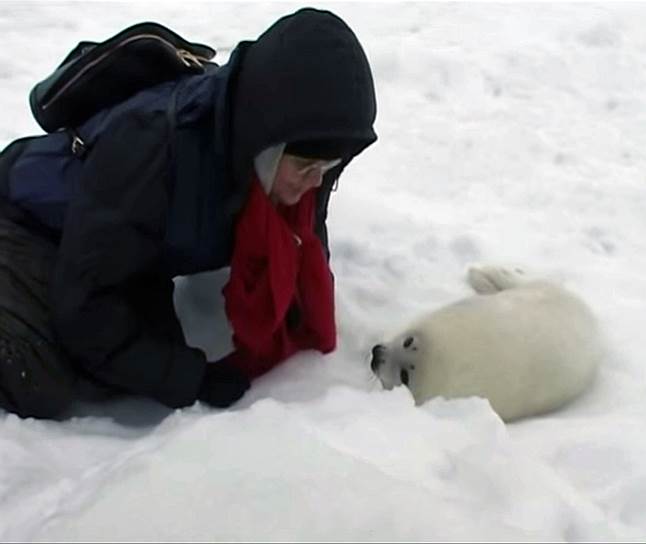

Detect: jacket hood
[230, 8, 378, 190]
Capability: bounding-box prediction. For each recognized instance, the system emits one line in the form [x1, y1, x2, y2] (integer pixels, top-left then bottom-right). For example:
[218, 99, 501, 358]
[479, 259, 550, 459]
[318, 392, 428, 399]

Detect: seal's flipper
[467, 265, 527, 294]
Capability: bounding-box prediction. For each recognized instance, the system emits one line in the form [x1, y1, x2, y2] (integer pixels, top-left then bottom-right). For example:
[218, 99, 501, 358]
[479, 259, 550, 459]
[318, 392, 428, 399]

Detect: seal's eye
[400, 369, 409, 386]
[403, 336, 414, 349]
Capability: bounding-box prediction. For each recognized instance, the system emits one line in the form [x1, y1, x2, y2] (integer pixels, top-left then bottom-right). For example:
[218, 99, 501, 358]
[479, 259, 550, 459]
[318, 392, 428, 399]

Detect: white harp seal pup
[370, 265, 603, 422]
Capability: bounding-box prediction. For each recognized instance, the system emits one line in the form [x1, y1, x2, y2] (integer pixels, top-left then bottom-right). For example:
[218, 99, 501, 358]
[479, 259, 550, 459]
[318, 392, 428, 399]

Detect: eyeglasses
[290, 156, 343, 177]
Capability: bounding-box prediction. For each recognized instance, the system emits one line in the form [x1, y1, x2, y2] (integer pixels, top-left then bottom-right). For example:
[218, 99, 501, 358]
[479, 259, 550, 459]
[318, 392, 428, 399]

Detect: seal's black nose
[370, 344, 385, 372]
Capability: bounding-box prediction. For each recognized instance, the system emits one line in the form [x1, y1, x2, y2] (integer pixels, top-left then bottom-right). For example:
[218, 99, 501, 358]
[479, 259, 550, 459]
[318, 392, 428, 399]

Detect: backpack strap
[165, 83, 181, 196]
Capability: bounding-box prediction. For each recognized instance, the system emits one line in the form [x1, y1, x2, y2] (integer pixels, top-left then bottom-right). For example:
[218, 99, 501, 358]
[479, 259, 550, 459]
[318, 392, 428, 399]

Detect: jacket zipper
[41, 34, 210, 111]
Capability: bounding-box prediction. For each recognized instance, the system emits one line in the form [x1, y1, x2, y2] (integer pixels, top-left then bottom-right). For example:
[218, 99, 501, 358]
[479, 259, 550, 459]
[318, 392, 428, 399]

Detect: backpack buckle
[177, 49, 204, 68]
[69, 130, 87, 158]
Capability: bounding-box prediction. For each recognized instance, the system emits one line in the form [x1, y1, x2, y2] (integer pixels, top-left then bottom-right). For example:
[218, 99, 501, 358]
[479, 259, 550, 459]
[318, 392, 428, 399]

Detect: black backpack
[0, 22, 220, 231]
[29, 21, 217, 133]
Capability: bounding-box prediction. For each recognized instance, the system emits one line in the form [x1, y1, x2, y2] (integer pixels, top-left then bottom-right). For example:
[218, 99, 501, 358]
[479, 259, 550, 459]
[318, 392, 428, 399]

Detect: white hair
[253, 143, 286, 193]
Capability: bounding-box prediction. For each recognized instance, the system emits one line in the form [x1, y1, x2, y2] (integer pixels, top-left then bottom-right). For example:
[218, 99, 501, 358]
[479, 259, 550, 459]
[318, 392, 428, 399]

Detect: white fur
[372, 265, 603, 422]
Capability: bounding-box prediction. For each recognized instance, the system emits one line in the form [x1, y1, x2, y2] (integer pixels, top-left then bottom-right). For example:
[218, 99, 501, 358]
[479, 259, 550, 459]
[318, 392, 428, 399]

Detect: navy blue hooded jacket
[0, 8, 377, 408]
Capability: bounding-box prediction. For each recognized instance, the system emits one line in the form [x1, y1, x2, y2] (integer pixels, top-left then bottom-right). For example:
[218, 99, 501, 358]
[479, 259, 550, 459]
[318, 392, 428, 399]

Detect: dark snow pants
[0, 201, 77, 419]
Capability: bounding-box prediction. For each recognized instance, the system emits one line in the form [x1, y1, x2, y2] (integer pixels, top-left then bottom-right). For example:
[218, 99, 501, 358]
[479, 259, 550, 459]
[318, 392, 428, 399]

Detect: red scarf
[222, 177, 336, 379]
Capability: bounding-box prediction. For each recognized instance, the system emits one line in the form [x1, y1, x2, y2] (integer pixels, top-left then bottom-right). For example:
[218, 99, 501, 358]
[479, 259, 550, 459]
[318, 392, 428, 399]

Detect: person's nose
[304, 167, 324, 189]
[370, 344, 386, 372]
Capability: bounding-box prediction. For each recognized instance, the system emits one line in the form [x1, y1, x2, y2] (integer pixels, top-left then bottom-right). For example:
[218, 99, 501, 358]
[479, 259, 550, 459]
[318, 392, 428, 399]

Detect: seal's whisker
[365, 371, 382, 392]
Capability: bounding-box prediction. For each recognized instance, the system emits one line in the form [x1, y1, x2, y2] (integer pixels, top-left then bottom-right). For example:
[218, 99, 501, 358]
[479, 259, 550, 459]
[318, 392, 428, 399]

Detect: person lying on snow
[0, 8, 377, 418]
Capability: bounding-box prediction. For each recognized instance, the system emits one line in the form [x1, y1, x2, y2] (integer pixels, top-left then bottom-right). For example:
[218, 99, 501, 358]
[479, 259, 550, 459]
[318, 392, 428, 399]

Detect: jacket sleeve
[50, 113, 206, 409]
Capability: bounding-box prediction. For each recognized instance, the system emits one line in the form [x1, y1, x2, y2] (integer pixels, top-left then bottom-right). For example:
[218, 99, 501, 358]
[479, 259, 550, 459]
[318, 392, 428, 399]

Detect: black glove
[197, 358, 250, 408]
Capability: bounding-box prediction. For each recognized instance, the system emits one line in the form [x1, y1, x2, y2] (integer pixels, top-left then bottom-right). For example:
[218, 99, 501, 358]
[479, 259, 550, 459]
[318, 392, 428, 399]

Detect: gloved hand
[197, 357, 250, 408]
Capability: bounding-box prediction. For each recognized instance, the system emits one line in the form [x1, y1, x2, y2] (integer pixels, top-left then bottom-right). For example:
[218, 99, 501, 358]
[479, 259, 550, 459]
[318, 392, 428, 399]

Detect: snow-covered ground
[1, 1, 646, 541]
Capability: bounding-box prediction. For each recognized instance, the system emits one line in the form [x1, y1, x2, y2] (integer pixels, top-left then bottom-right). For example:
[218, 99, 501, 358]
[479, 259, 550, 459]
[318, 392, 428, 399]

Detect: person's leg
[0, 208, 76, 419]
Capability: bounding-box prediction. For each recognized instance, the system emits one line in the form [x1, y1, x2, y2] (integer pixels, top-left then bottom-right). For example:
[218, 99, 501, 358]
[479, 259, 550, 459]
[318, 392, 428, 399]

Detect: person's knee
[0, 338, 75, 419]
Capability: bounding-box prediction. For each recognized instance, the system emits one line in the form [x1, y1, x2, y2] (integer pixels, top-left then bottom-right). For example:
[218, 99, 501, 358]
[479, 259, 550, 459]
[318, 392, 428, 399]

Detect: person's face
[270, 154, 342, 206]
